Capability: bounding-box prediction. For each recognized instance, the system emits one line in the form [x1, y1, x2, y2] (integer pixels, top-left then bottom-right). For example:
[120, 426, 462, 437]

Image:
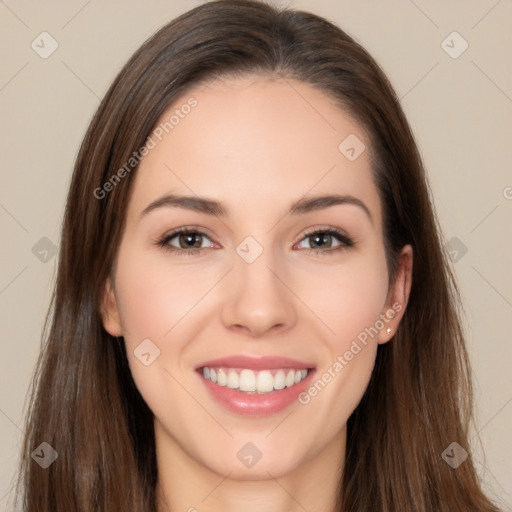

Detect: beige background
[1, 0, 511, 509]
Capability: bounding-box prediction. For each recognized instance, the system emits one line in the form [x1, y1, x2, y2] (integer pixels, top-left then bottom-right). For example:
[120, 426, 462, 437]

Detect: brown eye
[308, 232, 335, 249]
[296, 228, 354, 252]
[157, 228, 215, 255]
[176, 232, 204, 249]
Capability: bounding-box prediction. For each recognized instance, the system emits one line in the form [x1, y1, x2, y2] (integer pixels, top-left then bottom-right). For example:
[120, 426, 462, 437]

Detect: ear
[100, 276, 124, 337]
[377, 244, 413, 344]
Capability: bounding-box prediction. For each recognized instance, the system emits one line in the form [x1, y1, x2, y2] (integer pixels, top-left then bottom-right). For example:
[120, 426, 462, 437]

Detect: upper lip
[195, 355, 315, 371]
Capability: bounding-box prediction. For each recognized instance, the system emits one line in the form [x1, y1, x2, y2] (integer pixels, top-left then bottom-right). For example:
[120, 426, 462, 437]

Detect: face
[102, 75, 412, 481]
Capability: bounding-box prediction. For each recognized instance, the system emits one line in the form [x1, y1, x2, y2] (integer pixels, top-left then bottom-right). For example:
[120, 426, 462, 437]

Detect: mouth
[198, 366, 310, 394]
[194, 355, 316, 416]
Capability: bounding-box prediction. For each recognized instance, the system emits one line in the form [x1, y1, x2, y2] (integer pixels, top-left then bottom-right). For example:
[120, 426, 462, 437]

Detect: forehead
[127, 75, 381, 228]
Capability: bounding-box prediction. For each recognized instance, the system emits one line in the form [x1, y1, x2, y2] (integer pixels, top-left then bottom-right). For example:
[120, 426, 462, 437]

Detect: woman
[16, 1, 502, 510]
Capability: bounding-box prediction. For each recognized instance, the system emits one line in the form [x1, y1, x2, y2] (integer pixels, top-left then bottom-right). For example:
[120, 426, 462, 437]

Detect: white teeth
[201, 366, 309, 393]
[274, 369, 286, 390]
[227, 370, 239, 389]
[285, 369, 295, 388]
[256, 370, 274, 393]
[239, 369, 256, 392]
[217, 368, 227, 386]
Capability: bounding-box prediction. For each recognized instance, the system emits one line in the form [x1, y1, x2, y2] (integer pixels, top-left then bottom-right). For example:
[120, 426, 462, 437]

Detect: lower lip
[197, 369, 316, 417]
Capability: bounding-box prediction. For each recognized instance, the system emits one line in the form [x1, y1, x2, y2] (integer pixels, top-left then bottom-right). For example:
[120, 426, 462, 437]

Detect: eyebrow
[139, 193, 373, 224]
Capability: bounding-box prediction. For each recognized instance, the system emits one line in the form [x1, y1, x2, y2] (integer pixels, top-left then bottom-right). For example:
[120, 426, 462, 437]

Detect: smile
[195, 355, 316, 417]
[200, 367, 309, 394]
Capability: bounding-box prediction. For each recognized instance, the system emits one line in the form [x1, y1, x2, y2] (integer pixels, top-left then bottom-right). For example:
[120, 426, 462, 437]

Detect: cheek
[334, 262, 388, 341]
[113, 249, 215, 343]
[111, 249, 211, 418]
[295, 251, 388, 437]
[294, 245, 389, 348]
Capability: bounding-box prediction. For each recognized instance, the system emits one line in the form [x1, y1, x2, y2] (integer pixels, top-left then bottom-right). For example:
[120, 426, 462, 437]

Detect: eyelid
[160, 225, 215, 240]
[293, 225, 354, 252]
[155, 226, 217, 253]
[298, 225, 352, 242]
[156, 224, 355, 255]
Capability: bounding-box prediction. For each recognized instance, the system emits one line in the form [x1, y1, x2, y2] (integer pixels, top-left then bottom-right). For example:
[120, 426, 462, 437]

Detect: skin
[101, 75, 413, 512]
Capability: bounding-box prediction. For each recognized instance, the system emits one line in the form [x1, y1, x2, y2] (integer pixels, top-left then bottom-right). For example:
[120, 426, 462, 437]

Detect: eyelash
[155, 225, 355, 257]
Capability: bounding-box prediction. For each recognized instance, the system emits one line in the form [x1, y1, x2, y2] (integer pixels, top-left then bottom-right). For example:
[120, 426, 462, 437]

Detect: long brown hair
[15, 1, 501, 510]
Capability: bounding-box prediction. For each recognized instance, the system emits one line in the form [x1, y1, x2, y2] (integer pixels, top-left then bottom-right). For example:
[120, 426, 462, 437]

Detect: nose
[220, 248, 297, 338]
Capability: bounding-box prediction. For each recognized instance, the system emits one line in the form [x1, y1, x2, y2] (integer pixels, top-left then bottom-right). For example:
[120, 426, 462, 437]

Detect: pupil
[180, 233, 201, 248]
[312, 233, 330, 248]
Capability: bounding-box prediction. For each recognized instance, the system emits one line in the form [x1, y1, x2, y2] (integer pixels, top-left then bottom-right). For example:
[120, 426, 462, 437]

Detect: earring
[386, 327, 392, 334]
